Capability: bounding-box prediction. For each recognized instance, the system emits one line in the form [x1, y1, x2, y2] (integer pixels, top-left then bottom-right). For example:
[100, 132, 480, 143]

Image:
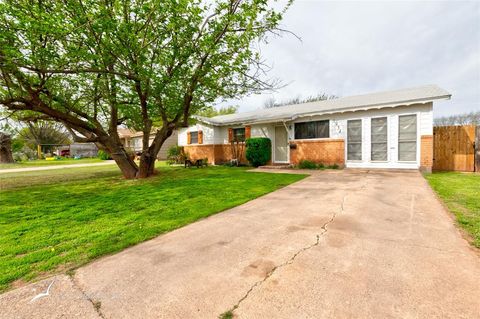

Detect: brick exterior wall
[289, 139, 345, 166]
[183, 145, 215, 163]
[183, 144, 247, 164]
[420, 135, 433, 172]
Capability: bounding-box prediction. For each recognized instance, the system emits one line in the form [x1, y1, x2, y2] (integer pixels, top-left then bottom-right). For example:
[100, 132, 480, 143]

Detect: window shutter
[187, 132, 191, 144]
[198, 130, 203, 144]
[245, 126, 251, 139]
[228, 128, 233, 143]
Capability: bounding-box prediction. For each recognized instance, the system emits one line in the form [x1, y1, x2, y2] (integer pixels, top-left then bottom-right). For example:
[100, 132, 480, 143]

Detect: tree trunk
[137, 152, 156, 178]
[137, 127, 174, 178]
[99, 141, 139, 179]
[0, 132, 15, 163]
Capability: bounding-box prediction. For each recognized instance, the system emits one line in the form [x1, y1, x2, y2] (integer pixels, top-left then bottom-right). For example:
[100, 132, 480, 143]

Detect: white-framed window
[398, 114, 417, 161]
[233, 128, 245, 142]
[347, 119, 362, 161]
[371, 117, 388, 161]
[294, 120, 329, 139]
[190, 131, 198, 144]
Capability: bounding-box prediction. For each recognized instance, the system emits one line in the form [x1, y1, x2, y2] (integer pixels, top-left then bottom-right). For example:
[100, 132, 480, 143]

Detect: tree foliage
[17, 121, 71, 152]
[196, 105, 239, 118]
[264, 92, 337, 108]
[434, 111, 480, 127]
[0, 0, 290, 178]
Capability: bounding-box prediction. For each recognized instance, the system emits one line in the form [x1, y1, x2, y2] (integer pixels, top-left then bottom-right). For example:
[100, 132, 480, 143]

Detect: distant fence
[433, 125, 478, 172]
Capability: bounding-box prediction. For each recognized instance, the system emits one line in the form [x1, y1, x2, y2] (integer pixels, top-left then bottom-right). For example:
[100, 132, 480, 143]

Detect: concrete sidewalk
[0, 160, 116, 174]
[1, 170, 479, 318]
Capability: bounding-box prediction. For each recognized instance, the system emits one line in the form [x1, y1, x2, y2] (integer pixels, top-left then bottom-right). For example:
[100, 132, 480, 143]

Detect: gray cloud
[222, 0, 480, 117]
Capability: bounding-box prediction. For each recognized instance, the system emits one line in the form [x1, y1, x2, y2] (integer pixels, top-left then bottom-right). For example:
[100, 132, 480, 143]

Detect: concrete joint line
[68, 275, 105, 319]
[222, 193, 348, 317]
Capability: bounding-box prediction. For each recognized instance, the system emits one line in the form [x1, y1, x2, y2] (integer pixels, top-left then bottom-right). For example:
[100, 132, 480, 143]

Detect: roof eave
[195, 94, 451, 127]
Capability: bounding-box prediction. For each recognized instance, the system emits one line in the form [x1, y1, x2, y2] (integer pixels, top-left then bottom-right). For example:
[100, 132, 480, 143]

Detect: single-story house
[178, 85, 451, 171]
[118, 128, 178, 159]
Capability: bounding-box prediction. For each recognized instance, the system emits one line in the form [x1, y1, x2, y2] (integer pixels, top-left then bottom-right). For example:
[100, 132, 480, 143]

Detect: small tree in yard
[0, 0, 290, 178]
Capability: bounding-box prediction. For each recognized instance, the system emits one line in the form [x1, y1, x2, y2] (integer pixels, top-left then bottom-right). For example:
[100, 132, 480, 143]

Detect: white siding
[178, 123, 215, 146]
[288, 103, 433, 169]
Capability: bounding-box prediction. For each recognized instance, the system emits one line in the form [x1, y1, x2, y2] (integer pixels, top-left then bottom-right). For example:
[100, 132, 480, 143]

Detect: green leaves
[1, 0, 289, 175]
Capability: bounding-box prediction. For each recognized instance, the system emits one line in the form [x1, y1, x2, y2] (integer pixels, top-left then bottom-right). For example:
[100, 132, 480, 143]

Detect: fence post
[476, 126, 480, 172]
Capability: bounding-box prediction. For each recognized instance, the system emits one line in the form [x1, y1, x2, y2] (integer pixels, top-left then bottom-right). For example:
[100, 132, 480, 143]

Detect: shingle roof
[197, 85, 450, 126]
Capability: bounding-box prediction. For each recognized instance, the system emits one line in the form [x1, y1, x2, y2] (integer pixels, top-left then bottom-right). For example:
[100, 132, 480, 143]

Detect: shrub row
[297, 160, 339, 170]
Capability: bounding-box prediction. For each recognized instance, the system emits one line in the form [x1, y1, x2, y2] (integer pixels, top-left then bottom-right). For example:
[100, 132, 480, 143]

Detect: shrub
[97, 150, 111, 160]
[166, 145, 186, 164]
[245, 138, 271, 167]
[298, 160, 317, 169]
[329, 163, 340, 169]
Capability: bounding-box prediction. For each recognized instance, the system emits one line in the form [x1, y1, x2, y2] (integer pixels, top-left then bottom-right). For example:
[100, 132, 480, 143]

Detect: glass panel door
[347, 120, 362, 160]
[275, 126, 288, 162]
[398, 114, 417, 161]
[371, 117, 388, 161]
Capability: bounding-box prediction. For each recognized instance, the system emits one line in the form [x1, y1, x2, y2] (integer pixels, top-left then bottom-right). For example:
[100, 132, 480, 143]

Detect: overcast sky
[222, 0, 480, 118]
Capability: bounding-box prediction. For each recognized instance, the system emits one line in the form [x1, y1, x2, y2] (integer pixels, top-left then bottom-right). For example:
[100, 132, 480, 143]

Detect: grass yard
[425, 172, 480, 248]
[0, 157, 104, 169]
[0, 164, 306, 292]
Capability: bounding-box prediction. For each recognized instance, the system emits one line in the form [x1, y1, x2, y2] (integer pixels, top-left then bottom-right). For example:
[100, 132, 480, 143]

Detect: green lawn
[0, 164, 306, 292]
[0, 157, 104, 169]
[425, 172, 480, 248]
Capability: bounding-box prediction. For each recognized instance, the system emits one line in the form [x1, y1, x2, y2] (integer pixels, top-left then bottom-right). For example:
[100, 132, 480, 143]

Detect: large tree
[0, 0, 289, 178]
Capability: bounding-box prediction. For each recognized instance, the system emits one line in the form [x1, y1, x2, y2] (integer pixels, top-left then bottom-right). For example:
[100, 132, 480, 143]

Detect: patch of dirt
[241, 259, 276, 278]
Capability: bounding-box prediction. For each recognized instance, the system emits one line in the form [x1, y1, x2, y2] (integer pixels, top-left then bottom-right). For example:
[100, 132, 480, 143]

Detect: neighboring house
[178, 85, 451, 171]
[118, 128, 178, 159]
[70, 143, 98, 158]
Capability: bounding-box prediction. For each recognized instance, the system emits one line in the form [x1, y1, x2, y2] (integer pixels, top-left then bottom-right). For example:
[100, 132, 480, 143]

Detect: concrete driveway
[1, 169, 479, 318]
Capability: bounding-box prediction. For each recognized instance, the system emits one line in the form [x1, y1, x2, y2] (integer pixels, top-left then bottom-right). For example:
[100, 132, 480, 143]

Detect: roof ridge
[200, 84, 450, 125]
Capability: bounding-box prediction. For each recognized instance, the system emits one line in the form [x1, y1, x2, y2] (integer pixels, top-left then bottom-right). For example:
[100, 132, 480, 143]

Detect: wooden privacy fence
[433, 125, 478, 172]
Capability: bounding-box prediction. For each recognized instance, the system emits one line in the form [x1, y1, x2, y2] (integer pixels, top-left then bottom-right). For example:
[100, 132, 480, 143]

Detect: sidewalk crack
[68, 273, 105, 319]
[220, 194, 347, 318]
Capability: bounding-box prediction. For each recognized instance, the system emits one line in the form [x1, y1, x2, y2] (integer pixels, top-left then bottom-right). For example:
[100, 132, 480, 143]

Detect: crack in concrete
[222, 194, 348, 318]
[68, 275, 105, 319]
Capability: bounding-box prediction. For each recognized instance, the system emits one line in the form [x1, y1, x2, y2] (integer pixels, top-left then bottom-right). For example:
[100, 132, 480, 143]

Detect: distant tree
[197, 105, 239, 118]
[264, 93, 337, 108]
[17, 121, 71, 153]
[434, 111, 480, 126]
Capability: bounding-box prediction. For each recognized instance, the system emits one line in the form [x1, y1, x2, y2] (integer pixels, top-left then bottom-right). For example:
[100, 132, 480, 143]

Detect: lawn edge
[422, 173, 480, 255]
[0, 170, 308, 294]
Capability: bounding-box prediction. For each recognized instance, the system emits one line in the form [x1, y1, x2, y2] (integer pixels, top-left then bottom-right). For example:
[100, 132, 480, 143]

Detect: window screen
[347, 120, 362, 161]
[371, 117, 388, 161]
[233, 128, 245, 142]
[190, 131, 198, 144]
[294, 120, 329, 139]
[398, 115, 417, 161]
